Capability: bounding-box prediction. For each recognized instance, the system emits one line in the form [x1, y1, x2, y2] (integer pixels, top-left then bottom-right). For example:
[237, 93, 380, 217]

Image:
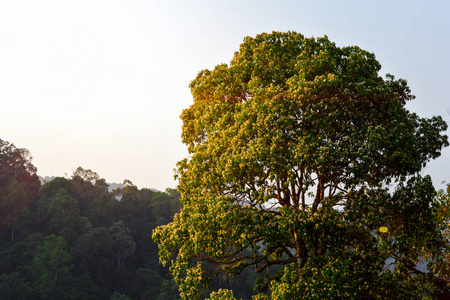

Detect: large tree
[153, 32, 450, 299]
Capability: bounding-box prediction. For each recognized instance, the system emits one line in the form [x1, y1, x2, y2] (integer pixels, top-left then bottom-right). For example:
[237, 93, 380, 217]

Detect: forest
[0, 138, 260, 299]
[0, 139, 178, 299]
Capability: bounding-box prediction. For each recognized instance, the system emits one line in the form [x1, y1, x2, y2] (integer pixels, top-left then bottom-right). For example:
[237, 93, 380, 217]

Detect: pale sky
[1, 0, 449, 191]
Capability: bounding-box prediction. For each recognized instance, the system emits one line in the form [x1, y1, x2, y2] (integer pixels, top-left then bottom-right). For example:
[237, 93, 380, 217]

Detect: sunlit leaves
[153, 31, 449, 299]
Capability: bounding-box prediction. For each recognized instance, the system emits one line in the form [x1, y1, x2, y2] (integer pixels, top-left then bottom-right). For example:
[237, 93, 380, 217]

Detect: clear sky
[1, 0, 449, 191]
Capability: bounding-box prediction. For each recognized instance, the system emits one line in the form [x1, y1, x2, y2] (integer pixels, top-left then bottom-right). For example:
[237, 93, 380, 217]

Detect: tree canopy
[0, 139, 40, 239]
[0, 139, 185, 300]
[153, 31, 449, 299]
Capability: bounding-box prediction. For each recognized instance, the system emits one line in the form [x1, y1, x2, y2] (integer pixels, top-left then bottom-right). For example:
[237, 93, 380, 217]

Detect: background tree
[153, 31, 449, 299]
[70, 167, 115, 227]
[109, 221, 134, 273]
[0, 139, 40, 241]
[74, 226, 115, 298]
[28, 234, 73, 299]
[47, 188, 79, 246]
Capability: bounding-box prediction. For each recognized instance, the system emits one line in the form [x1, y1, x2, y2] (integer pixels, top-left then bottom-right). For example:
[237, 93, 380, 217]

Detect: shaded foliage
[0, 139, 40, 240]
[0, 141, 187, 299]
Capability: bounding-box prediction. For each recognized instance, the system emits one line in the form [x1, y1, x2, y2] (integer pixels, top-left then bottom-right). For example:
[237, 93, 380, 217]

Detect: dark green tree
[70, 167, 116, 227]
[151, 191, 182, 227]
[0, 139, 40, 241]
[47, 188, 79, 246]
[109, 221, 134, 273]
[29, 234, 73, 299]
[74, 226, 114, 298]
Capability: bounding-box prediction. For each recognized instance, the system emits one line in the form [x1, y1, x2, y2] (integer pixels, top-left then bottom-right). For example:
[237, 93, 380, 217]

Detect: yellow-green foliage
[153, 31, 449, 299]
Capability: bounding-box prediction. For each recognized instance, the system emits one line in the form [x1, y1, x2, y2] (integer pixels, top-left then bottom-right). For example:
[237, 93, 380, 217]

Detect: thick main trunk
[293, 230, 307, 270]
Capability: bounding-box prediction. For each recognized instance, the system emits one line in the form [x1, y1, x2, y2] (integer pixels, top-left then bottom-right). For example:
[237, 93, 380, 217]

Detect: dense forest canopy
[0, 140, 188, 300]
[153, 31, 450, 299]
